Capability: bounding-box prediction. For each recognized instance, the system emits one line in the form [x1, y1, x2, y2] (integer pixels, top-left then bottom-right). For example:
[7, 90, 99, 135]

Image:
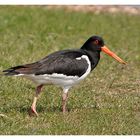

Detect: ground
[0, 6, 140, 135]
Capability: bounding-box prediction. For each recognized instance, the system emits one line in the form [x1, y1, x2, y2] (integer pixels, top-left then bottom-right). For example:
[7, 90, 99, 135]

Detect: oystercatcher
[3, 36, 126, 116]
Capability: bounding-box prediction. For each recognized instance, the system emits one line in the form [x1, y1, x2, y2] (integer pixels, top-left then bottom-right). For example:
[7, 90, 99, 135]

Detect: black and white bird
[3, 36, 126, 116]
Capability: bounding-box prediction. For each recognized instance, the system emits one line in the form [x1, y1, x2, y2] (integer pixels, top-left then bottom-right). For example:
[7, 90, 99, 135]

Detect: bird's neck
[81, 45, 101, 70]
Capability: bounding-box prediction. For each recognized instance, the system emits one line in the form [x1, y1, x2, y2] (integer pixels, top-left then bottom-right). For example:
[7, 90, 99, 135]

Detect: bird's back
[3, 49, 89, 77]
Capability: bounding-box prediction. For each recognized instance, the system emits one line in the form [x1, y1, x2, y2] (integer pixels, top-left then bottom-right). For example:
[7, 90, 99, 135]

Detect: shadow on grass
[18, 105, 62, 114]
[17, 104, 99, 115]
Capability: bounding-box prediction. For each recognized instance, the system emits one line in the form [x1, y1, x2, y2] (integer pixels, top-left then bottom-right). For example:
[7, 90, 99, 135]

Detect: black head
[81, 35, 126, 65]
[81, 36, 105, 51]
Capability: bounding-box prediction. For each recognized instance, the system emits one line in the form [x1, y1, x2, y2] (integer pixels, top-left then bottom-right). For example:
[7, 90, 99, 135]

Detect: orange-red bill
[101, 46, 127, 64]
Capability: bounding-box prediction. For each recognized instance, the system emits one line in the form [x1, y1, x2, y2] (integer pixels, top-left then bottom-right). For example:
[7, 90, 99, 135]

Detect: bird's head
[81, 35, 126, 64]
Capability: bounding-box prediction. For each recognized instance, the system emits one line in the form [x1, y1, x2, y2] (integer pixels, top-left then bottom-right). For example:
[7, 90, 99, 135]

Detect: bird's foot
[29, 107, 38, 117]
[62, 107, 68, 114]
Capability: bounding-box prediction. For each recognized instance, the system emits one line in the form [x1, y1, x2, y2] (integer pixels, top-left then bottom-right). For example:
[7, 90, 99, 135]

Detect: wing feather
[3, 50, 90, 77]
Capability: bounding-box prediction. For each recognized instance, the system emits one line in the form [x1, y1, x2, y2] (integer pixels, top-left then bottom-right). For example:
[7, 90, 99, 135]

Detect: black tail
[3, 66, 25, 76]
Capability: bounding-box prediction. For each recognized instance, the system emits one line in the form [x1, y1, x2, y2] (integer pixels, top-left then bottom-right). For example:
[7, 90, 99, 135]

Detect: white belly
[24, 73, 81, 87]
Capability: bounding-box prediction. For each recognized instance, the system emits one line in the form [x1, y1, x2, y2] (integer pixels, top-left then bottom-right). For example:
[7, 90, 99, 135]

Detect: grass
[0, 6, 140, 135]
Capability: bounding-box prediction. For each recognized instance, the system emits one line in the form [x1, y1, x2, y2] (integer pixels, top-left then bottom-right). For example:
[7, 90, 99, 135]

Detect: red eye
[94, 40, 99, 45]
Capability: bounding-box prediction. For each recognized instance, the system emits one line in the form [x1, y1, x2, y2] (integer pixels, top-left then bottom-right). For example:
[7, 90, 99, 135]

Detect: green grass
[0, 6, 140, 135]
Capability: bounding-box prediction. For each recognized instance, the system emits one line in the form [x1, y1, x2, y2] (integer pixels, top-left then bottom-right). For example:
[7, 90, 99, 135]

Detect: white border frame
[0, 0, 139, 5]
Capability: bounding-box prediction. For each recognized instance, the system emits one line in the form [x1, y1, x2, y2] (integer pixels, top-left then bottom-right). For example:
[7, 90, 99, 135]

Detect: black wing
[3, 50, 90, 77]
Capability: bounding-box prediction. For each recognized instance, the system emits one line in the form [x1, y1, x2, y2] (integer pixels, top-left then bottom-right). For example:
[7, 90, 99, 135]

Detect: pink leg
[62, 93, 68, 113]
[30, 84, 43, 116]
[62, 88, 69, 113]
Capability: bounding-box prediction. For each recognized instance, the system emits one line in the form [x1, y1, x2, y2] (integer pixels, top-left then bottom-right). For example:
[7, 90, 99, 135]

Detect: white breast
[76, 55, 91, 81]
